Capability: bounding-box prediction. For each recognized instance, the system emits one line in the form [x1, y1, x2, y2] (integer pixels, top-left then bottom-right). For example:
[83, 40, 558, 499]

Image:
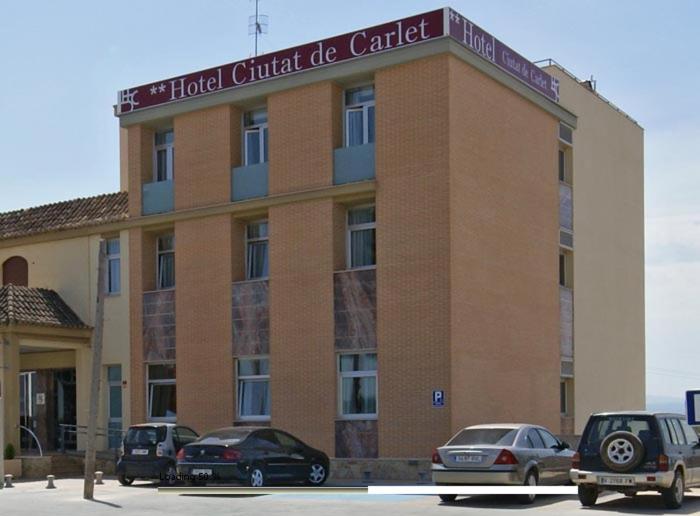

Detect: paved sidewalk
[1, 477, 699, 516]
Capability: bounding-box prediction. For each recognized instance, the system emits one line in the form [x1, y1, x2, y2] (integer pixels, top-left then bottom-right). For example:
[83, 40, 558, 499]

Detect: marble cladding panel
[232, 280, 269, 356]
[559, 182, 573, 231]
[143, 290, 176, 361]
[560, 286, 573, 361]
[334, 269, 376, 350]
[335, 420, 378, 459]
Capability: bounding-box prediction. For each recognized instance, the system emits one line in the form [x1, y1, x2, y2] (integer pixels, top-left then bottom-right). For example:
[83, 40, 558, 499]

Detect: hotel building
[0, 8, 644, 469]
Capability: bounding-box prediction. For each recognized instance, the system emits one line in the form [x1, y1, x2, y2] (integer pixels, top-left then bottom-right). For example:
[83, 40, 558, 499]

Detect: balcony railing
[333, 143, 375, 185]
[142, 180, 174, 215]
[232, 162, 269, 201]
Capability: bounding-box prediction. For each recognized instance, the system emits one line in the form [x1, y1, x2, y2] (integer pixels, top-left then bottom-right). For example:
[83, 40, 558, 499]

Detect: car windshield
[196, 429, 252, 445]
[448, 428, 518, 446]
[584, 416, 653, 446]
[125, 426, 166, 446]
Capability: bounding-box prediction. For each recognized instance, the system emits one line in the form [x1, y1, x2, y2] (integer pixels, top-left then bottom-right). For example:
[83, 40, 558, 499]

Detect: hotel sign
[117, 8, 558, 115]
[447, 9, 559, 102]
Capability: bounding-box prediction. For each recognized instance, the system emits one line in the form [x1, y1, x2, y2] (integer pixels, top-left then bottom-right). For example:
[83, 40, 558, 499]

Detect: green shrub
[4, 443, 16, 460]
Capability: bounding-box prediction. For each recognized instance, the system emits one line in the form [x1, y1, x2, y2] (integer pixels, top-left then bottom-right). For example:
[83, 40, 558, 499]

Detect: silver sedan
[431, 424, 575, 504]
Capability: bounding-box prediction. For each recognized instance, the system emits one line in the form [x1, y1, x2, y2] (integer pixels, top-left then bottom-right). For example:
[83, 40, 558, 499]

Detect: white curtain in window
[247, 241, 269, 279]
[246, 130, 261, 165]
[342, 376, 376, 415]
[240, 380, 270, 416]
[350, 228, 375, 268]
[347, 110, 364, 147]
[158, 253, 175, 289]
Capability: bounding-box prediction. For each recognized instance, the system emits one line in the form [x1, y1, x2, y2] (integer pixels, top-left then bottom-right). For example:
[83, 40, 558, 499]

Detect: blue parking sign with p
[433, 390, 445, 408]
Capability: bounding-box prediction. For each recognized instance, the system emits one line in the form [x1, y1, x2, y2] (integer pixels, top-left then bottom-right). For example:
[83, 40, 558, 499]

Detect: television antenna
[248, 0, 269, 56]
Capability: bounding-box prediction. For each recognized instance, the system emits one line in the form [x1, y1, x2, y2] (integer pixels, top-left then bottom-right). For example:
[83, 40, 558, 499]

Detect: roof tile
[0, 284, 89, 329]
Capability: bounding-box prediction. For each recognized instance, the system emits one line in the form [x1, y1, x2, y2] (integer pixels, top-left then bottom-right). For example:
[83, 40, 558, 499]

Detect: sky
[1, 1, 699, 404]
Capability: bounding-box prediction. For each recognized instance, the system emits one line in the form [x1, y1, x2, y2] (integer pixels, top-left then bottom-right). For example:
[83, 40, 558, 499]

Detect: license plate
[599, 476, 635, 486]
[192, 469, 212, 476]
[455, 455, 483, 463]
[131, 449, 149, 455]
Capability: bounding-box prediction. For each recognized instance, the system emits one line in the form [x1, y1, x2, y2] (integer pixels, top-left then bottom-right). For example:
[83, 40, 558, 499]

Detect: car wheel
[248, 465, 266, 488]
[600, 431, 645, 472]
[578, 485, 598, 506]
[439, 494, 457, 502]
[518, 470, 537, 504]
[306, 463, 327, 486]
[661, 470, 684, 509]
[161, 464, 178, 486]
[118, 473, 134, 486]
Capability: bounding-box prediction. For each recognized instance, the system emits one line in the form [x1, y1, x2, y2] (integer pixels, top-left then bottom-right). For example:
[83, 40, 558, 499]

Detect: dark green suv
[571, 411, 700, 509]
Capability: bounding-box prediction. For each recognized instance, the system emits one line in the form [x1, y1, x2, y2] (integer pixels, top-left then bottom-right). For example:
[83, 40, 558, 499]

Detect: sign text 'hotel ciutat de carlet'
[116, 8, 559, 115]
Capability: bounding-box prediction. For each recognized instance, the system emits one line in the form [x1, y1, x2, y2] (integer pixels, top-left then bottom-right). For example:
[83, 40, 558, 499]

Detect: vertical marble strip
[335, 420, 379, 458]
[143, 290, 176, 361]
[559, 286, 573, 361]
[334, 269, 377, 350]
[232, 279, 270, 356]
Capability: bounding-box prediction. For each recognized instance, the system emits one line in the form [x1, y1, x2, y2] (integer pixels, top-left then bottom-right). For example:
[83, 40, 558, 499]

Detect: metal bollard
[4, 474, 13, 488]
[46, 475, 56, 489]
[95, 471, 104, 485]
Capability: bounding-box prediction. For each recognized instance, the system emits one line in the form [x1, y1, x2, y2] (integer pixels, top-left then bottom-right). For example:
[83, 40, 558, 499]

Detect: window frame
[346, 204, 376, 270]
[245, 220, 269, 281]
[243, 109, 268, 166]
[106, 237, 121, 295]
[236, 356, 271, 422]
[156, 234, 175, 290]
[344, 85, 375, 147]
[153, 130, 174, 182]
[337, 351, 378, 420]
[146, 362, 176, 423]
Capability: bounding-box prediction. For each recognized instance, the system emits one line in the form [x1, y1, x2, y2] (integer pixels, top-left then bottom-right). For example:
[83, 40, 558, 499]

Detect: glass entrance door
[19, 371, 37, 450]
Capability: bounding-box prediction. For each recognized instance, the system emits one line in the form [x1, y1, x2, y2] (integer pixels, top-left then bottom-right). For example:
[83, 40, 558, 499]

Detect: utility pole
[83, 240, 107, 500]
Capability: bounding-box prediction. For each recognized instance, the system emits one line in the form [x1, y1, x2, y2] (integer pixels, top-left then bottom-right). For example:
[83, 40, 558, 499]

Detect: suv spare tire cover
[600, 431, 645, 472]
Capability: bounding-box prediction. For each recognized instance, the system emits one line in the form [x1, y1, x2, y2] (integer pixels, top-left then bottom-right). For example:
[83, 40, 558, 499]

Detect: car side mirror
[559, 441, 570, 450]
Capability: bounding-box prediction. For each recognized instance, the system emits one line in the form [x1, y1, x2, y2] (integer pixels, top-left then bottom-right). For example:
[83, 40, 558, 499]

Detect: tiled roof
[0, 192, 128, 241]
[0, 284, 90, 329]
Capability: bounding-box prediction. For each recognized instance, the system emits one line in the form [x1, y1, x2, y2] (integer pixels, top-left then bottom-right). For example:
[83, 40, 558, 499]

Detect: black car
[571, 411, 700, 509]
[117, 423, 199, 486]
[176, 426, 330, 486]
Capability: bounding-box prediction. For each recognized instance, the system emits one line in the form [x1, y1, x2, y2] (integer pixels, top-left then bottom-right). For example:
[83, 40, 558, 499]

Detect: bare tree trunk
[84, 240, 107, 500]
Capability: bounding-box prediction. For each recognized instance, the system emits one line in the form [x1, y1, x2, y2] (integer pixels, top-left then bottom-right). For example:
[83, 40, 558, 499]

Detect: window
[679, 420, 699, 445]
[447, 428, 518, 446]
[237, 357, 270, 420]
[560, 380, 568, 414]
[246, 222, 269, 280]
[107, 365, 122, 448]
[174, 427, 199, 448]
[670, 419, 687, 445]
[583, 416, 652, 446]
[559, 122, 573, 145]
[345, 85, 375, 147]
[147, 364, 176, 421]
[2, 256, 28, 286]
[558, 149, 566, 182]
[347, 205, 376, 269]
[106, 238, 121, 294]
[244, 109, 268, 165]
[275, 431, 303, 450]
[338, 352, 377, 418]
[559, 251, 572, 288]
[538, 429, 560, 449]
[526, 428, 545, 449]
[154, 130, 174, 182]
[157, 234, 175, 289]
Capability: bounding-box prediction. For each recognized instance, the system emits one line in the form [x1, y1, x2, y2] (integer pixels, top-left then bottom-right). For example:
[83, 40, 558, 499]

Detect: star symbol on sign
[159, 83, 167, 93]
[450, 10, 461, 23]
[149, 85, 158, 95]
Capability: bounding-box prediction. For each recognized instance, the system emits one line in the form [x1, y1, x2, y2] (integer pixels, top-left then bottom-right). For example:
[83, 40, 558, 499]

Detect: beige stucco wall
[547, 67, 645, 432]
[0, 230, 131, 449]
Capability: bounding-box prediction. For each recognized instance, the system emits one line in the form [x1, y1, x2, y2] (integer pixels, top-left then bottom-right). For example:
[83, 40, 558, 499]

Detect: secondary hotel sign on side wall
[117, 8, 559, 115]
